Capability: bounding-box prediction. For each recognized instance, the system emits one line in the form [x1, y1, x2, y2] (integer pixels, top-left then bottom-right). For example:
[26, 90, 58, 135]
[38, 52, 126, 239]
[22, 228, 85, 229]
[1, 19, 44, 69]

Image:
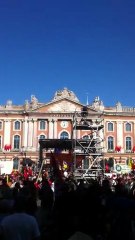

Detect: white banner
[0, 160, 13, 174]
[114, 164, 131, 174]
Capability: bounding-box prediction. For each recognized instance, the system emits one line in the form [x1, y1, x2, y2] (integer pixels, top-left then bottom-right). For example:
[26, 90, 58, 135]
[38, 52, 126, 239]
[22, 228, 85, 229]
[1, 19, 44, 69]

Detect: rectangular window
[125, 123, 131, 132]
[14, 121, 21, 130]
[14, 135, 20, 149]
[108, 122, 113, 132]
[39, 120, 46, 130]
[126, 137, 131, 151]
[108, 137, 114, 150]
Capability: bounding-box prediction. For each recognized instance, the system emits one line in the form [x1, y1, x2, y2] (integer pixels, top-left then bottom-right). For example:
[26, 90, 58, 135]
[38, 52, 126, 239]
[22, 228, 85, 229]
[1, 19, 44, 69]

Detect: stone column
[4, 119, 11, 146]
[54, 120, 57, 139]
[48, 119, 54, 139]
[98, 127, 104, 149]
[23, 117, 28, 148]
[27, 118, 34, 147]
[32, 119, 38, 149]
[103, 120, 107, 152]
[117, 121, 123, 151]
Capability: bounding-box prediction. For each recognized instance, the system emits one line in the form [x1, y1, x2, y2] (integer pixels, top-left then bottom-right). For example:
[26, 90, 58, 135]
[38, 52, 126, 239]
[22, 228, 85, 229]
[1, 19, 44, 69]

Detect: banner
[0, 160, 13, 174]
[114, 164, 131, 174]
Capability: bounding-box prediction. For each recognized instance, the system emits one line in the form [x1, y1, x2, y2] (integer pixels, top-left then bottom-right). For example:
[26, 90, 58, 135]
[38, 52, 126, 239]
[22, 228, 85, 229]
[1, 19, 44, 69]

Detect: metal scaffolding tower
[38, 106, 104, 180]
[72, 106, 104, 180]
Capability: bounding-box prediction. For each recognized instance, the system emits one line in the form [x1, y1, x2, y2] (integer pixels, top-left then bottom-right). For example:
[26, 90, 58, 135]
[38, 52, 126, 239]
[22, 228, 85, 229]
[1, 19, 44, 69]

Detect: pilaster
[4, 119, 11, 146]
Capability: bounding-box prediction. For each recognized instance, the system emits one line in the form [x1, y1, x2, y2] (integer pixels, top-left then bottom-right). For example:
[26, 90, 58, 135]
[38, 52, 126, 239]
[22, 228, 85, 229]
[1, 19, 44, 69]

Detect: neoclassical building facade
[0, 87, 135, 170]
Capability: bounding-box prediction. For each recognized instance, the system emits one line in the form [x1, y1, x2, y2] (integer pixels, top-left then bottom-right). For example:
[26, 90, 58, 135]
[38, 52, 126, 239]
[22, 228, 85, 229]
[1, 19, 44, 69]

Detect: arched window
[14, 121, 21, 130]
[126, 137, 131, 151]
[108, 122, 113, 131]
[14, 135, 20, 149]
[60, 131, 69, 139]
[108, 136, 114, 150]
[39, 135, 46, 139]
[125, 122, 131, 132]
[82, 135, 90, 139]
[39, 120, 46, 130]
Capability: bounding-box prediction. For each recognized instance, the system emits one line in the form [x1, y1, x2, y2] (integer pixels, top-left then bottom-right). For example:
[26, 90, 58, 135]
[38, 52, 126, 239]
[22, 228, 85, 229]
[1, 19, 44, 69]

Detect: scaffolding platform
[38, 106, 105, 180]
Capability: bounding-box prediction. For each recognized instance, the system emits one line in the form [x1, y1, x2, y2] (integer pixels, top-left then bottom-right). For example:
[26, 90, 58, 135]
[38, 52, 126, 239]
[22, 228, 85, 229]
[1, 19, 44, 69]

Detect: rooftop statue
[30, 95, 38, 109]
[53, 87, 79, 102]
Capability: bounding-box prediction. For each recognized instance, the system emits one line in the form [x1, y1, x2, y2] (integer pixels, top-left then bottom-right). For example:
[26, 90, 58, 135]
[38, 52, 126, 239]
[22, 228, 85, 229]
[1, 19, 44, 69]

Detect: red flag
[4, 144, 11, 151]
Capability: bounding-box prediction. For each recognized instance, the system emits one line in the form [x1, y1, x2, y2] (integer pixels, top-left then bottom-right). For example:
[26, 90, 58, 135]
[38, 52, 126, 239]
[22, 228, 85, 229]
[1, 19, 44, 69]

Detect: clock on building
[61, 121, 68, 128]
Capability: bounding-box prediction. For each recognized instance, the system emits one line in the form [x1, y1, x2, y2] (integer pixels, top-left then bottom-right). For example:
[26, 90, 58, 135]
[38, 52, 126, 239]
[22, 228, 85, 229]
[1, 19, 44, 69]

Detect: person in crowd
[0, 195, 40, 240]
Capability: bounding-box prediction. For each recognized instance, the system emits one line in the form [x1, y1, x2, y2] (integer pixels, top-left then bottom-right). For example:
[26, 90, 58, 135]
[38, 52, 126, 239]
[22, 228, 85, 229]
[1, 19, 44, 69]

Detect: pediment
[48, 99, 82, 112]
[34, 99, 81, 113]
[33, 99, 98, 114]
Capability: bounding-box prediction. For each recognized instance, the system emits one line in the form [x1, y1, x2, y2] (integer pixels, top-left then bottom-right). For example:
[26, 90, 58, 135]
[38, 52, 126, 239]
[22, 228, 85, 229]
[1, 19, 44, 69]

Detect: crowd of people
[0, 158, 135, 239]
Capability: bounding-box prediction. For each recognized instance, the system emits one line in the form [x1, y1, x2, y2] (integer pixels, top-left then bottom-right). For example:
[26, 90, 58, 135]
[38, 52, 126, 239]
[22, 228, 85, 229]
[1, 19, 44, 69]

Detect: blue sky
[0, 0, 135, 107]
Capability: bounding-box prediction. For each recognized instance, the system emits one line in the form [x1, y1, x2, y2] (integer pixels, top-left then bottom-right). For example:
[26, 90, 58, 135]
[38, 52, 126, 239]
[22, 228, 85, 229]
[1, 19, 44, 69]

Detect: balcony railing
[107, 149, 114, 153]
[125, 150, 132, 153]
